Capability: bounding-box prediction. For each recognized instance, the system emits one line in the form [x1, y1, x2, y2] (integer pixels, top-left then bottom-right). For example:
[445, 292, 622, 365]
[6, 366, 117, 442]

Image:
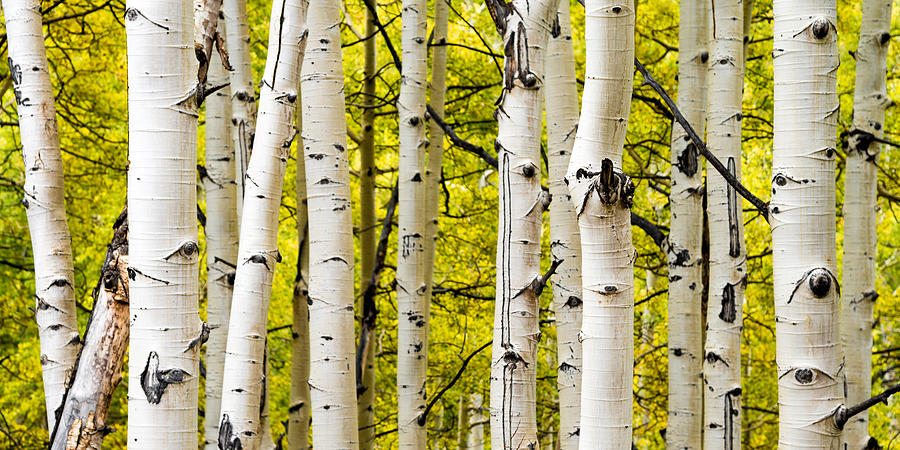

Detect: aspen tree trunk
[396, 0, 430, 440]
[259, 346, 277, 450]
[545, 1, 582, 447]
[703, 2, 746, 449]
[487, 0, 559, 444]
[49, 210, 128, 450]
[223, 0, 256, 217]
[467, 394, 486, 449]
[203, 29, 239, 448]
[772, 1, 843, 447]
[665, 1, 707, 448]
[841, 1, 892, 447]
[302, 0, 360, 444]
[457, 395, 469, 448]
[2, 0, 80, 430]
[357, 3, 378, 448]
[564, 0, 634, 447]
[217, 0, 308, 445]
[288, 99, 311, 450]
[125, 1, 201, 446]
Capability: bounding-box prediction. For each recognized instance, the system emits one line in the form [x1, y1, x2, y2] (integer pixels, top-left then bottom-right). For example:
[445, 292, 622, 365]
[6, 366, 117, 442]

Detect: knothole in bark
[140, 351, 190, 404]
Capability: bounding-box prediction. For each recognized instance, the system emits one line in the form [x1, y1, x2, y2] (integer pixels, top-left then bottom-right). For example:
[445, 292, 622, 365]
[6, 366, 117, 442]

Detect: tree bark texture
[222, 0, 256, 219]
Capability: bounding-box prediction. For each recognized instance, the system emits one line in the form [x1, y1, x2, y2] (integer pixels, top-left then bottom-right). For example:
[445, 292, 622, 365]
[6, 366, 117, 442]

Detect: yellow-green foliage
[2, 0, 900, 448]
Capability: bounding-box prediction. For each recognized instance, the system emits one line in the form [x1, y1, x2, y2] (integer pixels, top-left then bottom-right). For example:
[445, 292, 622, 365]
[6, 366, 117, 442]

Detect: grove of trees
[2, 0, 900, 448]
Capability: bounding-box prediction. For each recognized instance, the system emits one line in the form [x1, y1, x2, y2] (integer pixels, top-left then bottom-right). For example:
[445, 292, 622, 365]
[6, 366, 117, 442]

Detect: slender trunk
[457, 395, 469, 448]
[222, 0, 256, 219]
[357, 2, 378, 448]
[2, 0, 80, 430]
[49, 210, 128, 450]
[545, 1, 582, 447]
[203, 23, 239, 447]
[564, 0, 634, 447]
[487, 0, 559, 444]
[288, 98, 311, 450]
[841, 1, 892, 447]
[665, 1, 707, 448]
[772, 1, 842, 447]
[396, 0, 429, 441]
[302, 0, 360, 444]
[125, 1, 201, 446]
[217, 0, 308, 445]
[703, 2, 745, 449]
[466, 394, 485, 449]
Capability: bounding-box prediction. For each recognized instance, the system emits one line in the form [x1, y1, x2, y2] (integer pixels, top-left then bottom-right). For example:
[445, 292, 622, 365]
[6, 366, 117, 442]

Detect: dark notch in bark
[719, 282, 736, 323]
[676, 139, 699, 177]
[7, 57, 27, 106]
[786, 267, 839, 303]
[723, 387, 741, 450]
[140, 351, 190, 404]
[634, 58, 770, 222]
[550, 13, 561, 38]
[417, 340, 492, 426]
[218, 414, 243, 450]
[356, 183, 399, 396]
[726, 157, 741, 257]
[485, 0, 511, 36]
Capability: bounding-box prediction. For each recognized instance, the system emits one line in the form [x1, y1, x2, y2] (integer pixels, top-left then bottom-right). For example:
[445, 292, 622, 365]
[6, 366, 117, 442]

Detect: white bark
[487, 0, 559, 445]
[203, 26, 238, 448]
[1, 0, 79, 431]
[841, 2, 891, 448]
[217, 0, 308, 445]
[545, 1, 582, 447]
[772, 1, 843, 447]
[665, 1, 707, 448]
[703, 2, 745, 449]
[301, 0, 360, 444]
[424, 0, 448, 311]
[125, 1, 201, 446]
[564, 0, 634, 447]
[396, 0, 429, 441]
[222, 0, 256, 219]
[466, 394, 485, 449]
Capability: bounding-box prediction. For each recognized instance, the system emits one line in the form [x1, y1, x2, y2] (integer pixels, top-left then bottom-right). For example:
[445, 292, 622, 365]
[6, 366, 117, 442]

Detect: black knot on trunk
[794, 368, 814, 384]
[700, 51, 709, 63]
[809, 270, 831, 298]
[522, 165, 535, 178]
[812, 18, 830, 40]
[880, 33, 892, 45]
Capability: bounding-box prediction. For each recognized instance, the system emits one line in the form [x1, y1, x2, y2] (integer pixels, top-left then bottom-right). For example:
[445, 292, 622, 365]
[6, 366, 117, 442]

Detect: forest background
[1, 0, 900, 448]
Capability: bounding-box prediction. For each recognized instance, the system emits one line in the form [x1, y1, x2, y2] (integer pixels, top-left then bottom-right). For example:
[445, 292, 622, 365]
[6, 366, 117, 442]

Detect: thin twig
[416, 340, 493, 426]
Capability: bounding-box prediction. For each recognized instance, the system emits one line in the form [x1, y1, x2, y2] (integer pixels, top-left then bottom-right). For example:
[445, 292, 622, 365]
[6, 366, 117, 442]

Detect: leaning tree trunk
[202, 22, 239, 448]
[665, 0, 707, 448]
[396, 0, 429, 441]
[703, 2, 745, 449]
[217, 0, 308, 446]
[223, 0, 256, 218]
[302, 0, 360, 444]
[545, 1, 582, 447]
[125, 1, 201, 446]
[288, 96, 311, 450]
[564, 0, 634, 447]
[771, 1, 843, 447]
[49, 210, 128, 450]
[841, 1, 892, 447]
[2, 0, 80, 430]
[357, 2, 378, 448]
[486, 0, 559, 445]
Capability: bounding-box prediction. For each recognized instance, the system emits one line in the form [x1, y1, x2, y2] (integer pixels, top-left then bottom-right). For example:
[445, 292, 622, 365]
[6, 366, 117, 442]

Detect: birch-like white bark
[125, 1, 201, 446]
[545, 1, 582, 446]
[841, 1, 892, 447]
[466, 394, 486, 449]
[564, 1, 634, 447]
[703, 2, 745, 448]
[217, 0, 308, 445]
[487, 0, 559, 445]
[203, 26, 238, 448]
[1, 0, 79, 431]
[665, 1, 707, 448]
[772, 1, 843, 447]
[397, 0, 429, 441]
[302, 0, 360, 444]
[222, 0, 256, 219]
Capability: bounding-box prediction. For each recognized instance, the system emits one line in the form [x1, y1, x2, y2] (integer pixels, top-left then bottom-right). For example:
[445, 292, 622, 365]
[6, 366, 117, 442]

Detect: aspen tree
[302, 0, 361, 443]
[665, 1, 707, 447]
[771, 1, 843, 446]
[1, 0, 79, 431]
[125, 1, 201, 446]
[703, 1, 745, 448]
[202, 26, 239, 448]
[396, 0, 429, 440]
[564, 0, 634, 447]
[223, 0, 256, 216]
[217, 0, 308, 445]
[841, 1, 892, 447]
[485, 0, 560, 443]
[467, 394, 486, 449]
[545, 1, 582, 446]
[358, 3, 378, 448]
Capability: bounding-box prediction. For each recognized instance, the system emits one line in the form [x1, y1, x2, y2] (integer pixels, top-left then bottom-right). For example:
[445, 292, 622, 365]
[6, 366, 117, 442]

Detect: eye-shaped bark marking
[787, 267, 840, 303]
[140, 351, 190, 404]
[164, 240, 200, 261]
